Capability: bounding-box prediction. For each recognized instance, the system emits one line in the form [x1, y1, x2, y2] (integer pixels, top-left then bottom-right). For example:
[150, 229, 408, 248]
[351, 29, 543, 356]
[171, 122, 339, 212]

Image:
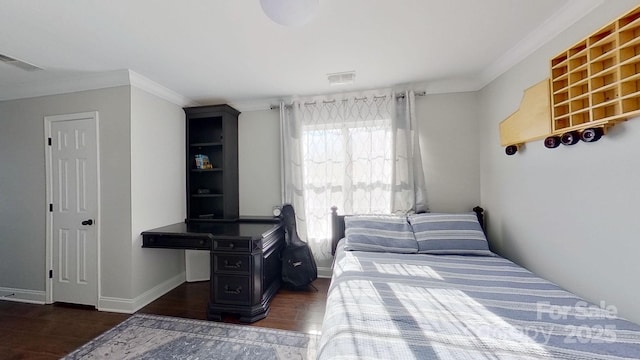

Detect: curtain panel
[280, 90, 427, 266]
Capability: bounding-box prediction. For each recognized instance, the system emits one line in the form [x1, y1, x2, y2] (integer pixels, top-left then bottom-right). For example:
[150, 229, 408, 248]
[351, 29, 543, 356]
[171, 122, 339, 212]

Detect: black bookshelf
[184, 104, 240, 222]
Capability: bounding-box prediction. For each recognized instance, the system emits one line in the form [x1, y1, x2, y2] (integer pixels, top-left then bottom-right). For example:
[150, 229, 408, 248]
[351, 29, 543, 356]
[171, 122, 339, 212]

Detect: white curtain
[280, 90, 427, 267]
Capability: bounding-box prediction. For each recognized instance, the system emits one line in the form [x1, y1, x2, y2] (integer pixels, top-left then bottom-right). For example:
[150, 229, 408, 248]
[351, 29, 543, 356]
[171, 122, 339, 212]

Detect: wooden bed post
[330, 206, 344, 256]
[472, 206, 485, 234]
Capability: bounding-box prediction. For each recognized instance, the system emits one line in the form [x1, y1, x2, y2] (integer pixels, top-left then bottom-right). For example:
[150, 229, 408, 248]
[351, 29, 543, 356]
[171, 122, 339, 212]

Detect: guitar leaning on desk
[141, 218, 284, 323]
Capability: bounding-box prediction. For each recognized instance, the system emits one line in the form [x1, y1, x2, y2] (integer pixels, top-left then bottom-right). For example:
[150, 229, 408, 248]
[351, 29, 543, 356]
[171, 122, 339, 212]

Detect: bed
[317, 208, 640, 359]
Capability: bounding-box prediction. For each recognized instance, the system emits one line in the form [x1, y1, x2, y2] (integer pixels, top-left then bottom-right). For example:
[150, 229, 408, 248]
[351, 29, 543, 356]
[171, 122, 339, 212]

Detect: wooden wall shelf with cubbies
[500, 5, 640, 155]
[550, 5, 640, 136]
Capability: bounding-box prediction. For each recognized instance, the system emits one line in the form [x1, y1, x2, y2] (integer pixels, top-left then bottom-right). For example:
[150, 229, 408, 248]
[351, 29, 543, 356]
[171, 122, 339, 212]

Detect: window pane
[302, 116, 392, 240]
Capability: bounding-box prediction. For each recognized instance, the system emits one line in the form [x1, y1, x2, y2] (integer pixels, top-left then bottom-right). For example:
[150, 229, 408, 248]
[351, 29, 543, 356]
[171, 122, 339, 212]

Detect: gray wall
[478, 0, 640, 324]
[0, 85, 186, 310]
[130, 86, 186, 301]
[236, 95, 482, 217]
[0, 86, 133, 301]
[238, 109, 282, 216]
[418, 92, 480, 212]
[234, 100, 481, 278]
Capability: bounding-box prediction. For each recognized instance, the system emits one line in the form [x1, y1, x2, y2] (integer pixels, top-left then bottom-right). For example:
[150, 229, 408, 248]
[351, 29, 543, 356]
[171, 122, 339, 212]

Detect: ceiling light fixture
[260, 0, 319, 27]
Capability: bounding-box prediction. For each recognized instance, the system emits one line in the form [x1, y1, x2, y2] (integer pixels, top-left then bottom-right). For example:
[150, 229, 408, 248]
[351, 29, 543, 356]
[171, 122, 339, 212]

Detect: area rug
[62, 314, 319, 360]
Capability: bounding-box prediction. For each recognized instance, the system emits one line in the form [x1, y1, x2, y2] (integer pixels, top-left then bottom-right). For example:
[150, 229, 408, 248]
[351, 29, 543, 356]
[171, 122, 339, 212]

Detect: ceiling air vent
[0, 53, 42, 71]
[327, 71, 355, 86]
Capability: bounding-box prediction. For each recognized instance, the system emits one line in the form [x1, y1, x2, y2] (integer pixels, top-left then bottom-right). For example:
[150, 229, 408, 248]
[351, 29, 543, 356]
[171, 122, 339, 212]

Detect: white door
[48, 114, 99, 306]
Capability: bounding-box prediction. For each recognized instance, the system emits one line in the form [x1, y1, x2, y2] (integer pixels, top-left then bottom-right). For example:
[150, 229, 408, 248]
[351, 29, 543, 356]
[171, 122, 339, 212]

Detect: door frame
[44, 111, 102, 305]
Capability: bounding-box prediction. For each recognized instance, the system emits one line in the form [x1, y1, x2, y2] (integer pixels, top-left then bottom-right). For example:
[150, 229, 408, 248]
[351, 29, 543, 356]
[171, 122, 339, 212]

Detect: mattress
[317, 244, 640, 359]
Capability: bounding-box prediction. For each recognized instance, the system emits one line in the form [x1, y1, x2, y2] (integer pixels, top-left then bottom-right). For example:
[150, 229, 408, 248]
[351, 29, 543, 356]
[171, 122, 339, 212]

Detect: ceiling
[0, 0, 606, 109]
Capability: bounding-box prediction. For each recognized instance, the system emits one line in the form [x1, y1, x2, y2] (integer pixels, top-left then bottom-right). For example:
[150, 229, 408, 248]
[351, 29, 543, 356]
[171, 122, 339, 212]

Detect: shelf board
[621, 91, 640, 100]
[191, 168, 223, 172]
[553, 87, 569, 95]
[568, 109, 590, 117]
[619, 54, 640, 67]
[621, 72, 640, 82]
[588, 114, 628, 125]
[573, 63, 589, 73]
[569, 77, 589, 87]
[618, 15, 640, 33]
[570, 92, 590, 101]
[590, 49, 618, 64]
[589, 28, 617, 47]
[190, 142, 223, 147]
[619, 108, 640, 118]
[591, 97, 620, 108]
[554, 72, 569, 81]
[569, 47, 588, 59]
[551, 57, 568, 69]
[590, 66, 618, 79]
[192, 194, 224, 198]
[619, 34, 640, 49]
[592, 81, 619, 92]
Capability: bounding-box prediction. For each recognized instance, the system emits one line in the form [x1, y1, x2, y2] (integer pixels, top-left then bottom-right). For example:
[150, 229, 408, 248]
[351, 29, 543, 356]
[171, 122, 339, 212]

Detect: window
[302, 119, 393, 240]
[280, 91, 426, 266]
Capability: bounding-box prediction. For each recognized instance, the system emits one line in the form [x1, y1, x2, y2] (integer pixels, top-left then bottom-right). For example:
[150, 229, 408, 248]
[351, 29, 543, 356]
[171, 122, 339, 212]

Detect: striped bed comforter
[317, 244, 640, 359]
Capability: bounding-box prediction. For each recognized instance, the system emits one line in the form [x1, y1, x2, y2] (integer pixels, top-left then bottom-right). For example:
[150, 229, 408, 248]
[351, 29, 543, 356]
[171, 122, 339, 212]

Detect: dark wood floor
[0, 278, 329, 360]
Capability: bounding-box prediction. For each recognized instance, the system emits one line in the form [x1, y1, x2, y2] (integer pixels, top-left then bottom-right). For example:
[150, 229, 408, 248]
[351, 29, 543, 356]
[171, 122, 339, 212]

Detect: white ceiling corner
[0, 68, 198, 107]
[229, 99, 281, 112]
[128, 71, 199, 108]
[0, 1, 618, 107]
[0, 70, 130, 102]
[477, 0, 606, 89]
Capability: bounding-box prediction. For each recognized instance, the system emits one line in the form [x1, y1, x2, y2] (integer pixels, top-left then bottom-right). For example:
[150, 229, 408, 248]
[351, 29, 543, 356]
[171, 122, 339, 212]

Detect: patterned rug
[62, 314, 319, 360]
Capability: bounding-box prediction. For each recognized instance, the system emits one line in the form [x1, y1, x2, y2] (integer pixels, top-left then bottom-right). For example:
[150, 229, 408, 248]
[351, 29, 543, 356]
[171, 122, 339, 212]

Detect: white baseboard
[98, 272, 186, 313]
[98, 296, 135, 313]
[0, 286, 46, 304]
[317, 266, 333, 279]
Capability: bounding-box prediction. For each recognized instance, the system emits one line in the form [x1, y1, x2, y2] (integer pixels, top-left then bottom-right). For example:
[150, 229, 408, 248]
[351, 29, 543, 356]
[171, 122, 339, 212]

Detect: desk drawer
[213, 275, 251, 305]
[143, 235, 210, 250]
[213, 239, 251, 252]
[213, 254, 251, 274]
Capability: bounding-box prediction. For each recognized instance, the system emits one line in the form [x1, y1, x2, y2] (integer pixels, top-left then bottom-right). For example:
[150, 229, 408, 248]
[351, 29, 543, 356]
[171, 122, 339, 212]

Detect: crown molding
[238, 0, 608, 101]
[0, 69, 131, 102]
[418, 77, 483, 95]
[0, 0, 609, 106]
[0, 69, 197, 107]
[254, 0, 606, 98]
[128, 70, 198, 107]
[477, 0, 605, 90]
[229, 98, 282, 112]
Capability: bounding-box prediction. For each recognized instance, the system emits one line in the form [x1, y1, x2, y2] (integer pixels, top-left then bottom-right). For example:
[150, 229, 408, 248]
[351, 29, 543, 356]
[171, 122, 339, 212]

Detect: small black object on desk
[141, 218, 284, 323]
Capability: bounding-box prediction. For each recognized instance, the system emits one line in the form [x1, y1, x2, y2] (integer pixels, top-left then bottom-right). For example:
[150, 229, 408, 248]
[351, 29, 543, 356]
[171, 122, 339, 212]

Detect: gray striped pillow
[344, 215, 418, 253]
[408, 213, 493, 256]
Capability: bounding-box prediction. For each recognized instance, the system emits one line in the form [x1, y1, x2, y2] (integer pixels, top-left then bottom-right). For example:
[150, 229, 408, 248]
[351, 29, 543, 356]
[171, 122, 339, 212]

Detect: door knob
[82, 219, 94, 226]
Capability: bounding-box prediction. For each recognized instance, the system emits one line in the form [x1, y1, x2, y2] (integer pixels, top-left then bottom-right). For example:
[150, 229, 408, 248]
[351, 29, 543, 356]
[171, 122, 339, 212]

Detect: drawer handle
[228, 242, 235, 249]
[224, 285, 242, 294]
[223, 260, 242, 269]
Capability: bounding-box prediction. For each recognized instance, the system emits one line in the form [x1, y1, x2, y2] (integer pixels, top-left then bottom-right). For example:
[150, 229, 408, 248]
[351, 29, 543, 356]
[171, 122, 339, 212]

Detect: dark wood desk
[142, 219, 284, 323]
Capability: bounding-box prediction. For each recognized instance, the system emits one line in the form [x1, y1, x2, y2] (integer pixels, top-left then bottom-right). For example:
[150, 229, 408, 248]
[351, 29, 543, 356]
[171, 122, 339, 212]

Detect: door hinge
[49, 204, 53, 212]
[48, 137, 52, 146]
[49, 269, 53, 279]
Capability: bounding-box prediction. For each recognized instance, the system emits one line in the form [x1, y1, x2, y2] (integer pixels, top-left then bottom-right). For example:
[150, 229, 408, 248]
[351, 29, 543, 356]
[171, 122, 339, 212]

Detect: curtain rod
[269, 91, 426, 110]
